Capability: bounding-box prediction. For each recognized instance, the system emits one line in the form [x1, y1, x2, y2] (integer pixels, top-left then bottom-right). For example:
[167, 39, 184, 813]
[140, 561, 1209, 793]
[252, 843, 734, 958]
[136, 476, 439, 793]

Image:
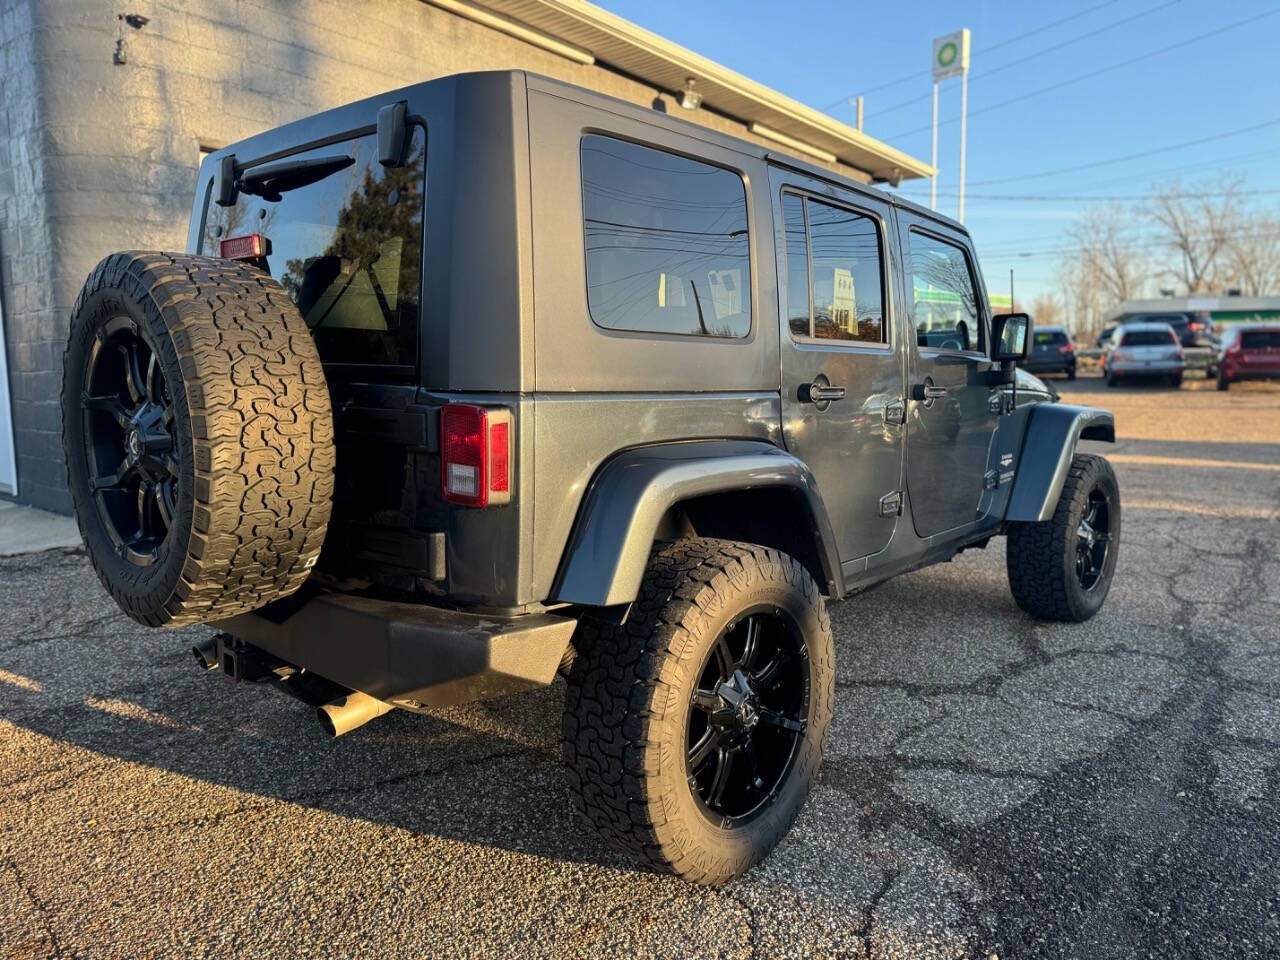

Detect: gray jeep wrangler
[61, 71, 1118, 885]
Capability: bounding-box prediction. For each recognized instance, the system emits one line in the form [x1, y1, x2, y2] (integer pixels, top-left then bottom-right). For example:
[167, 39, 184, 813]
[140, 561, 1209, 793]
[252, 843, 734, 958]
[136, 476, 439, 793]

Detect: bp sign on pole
[932, 29, 970, 80]
[930, 28, 971, 222]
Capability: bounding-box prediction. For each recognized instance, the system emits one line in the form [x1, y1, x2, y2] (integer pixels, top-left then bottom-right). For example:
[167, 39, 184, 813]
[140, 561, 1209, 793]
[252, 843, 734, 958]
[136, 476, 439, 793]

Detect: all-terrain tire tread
[1006, 453, 1115, 622]
[562, 537, 833, 885]
[62, 252, 334, 627]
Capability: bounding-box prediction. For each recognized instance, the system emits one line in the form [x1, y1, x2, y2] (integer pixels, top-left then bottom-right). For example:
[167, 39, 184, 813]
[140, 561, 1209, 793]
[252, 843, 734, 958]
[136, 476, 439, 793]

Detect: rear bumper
[213, 594, 577, 709]
[1023, 356, 1075, 373]
[1109, 360, 1183, 375]
[1221, 367, 1280, 382]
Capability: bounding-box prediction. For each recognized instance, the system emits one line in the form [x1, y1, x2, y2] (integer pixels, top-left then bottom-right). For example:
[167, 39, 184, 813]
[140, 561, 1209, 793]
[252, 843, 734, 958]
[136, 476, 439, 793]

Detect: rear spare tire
[61, 252, 335, 627]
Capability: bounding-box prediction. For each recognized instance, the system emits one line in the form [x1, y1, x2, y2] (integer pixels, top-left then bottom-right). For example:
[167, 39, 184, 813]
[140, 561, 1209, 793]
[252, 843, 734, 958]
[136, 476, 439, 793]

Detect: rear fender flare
[550, 441, 843, 606]
[1005, 404, 1116, 523]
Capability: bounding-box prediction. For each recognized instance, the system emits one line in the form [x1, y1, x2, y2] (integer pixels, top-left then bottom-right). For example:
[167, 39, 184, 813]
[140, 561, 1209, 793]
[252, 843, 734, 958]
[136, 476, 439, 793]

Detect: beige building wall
[0, 0, 868, 511]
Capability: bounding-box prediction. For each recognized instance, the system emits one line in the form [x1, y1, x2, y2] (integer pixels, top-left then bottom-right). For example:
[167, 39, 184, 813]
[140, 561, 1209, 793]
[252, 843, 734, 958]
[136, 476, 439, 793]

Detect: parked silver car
[1102, 322, 1184, 387]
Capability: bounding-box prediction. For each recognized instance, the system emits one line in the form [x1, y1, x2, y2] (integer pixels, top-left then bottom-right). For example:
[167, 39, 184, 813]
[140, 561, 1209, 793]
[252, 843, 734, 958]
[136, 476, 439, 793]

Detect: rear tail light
[1057, 343, 1074, 354]
[440, 404, 512, 507]
[219, 233, 270, 260]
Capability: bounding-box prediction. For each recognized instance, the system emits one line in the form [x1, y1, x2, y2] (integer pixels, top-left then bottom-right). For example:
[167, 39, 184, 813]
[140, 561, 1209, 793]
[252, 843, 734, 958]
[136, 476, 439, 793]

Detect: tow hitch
[192, 633, 392, 737]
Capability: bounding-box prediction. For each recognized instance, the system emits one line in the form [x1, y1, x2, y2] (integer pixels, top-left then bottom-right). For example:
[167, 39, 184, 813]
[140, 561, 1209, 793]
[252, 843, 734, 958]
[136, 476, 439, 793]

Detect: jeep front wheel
[1006, 453, 1120, 622]
[61, 252, 335, 627]
[562, 538, 835, 885]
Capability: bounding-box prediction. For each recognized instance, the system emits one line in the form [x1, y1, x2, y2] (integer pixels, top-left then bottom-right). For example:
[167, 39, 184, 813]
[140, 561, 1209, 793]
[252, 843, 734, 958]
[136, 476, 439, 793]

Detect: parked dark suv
[60, 71, 1118, 885]
[1023, 324, 1077, 378]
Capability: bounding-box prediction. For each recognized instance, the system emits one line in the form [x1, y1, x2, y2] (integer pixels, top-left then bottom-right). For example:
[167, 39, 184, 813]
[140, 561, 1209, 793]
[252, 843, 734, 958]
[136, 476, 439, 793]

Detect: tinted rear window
[1120, 329, 1176, 347]
[1034, 331, 1068, 345]
[202, 127, 426, 371]
[580, 135, 751, 338]
[1241, 330, 1280, 349]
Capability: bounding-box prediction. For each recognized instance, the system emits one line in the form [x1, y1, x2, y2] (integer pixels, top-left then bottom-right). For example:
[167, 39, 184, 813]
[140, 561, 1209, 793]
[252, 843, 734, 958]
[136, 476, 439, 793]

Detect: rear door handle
[911, 383, 948, 401]
[801, 382, 846, 403]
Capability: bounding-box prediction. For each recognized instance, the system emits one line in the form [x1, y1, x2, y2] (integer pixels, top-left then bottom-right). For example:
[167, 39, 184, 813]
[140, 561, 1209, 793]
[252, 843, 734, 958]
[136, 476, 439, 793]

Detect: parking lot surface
[2, 375, 1277, 959]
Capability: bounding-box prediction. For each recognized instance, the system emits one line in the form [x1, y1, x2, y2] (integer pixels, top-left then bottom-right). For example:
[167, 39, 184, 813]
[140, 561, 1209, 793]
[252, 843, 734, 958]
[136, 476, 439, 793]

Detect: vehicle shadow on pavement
[3, 518, 1280, 957]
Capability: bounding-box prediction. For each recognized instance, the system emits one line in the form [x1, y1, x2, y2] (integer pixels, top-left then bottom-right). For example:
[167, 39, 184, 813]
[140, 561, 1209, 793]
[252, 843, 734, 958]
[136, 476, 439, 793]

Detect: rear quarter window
[580, 135, 751, 338]
[201, 126, 426, 372]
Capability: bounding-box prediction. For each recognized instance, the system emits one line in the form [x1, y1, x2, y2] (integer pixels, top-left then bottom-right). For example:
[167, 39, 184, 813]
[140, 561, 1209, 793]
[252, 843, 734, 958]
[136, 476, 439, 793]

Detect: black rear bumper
[213, 594, 577, 709]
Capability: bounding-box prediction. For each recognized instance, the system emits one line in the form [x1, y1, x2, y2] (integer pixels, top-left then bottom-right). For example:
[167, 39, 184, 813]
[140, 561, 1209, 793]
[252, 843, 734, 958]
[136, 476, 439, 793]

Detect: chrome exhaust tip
[192, 637, 220, 671]
[317, 691, 393, 738]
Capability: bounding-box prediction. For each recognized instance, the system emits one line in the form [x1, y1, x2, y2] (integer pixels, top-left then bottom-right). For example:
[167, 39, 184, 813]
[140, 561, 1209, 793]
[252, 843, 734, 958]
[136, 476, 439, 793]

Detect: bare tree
[1030, 292, 1063, 328]
[1065, 205, 1148, 304]
[1146, 179, 1243, 294]
[1224, 213, 1280, 296]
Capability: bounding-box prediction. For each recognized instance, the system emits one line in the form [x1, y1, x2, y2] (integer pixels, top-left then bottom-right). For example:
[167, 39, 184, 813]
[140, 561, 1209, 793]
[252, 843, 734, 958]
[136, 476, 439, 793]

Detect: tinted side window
[581, 135, 750, 338]
[909, 231, 982, 351]
[782, 193, 886, 344]
[202, 127, 426, 370]
[782, 193, 810, 340]
[807, 200, 886, 343]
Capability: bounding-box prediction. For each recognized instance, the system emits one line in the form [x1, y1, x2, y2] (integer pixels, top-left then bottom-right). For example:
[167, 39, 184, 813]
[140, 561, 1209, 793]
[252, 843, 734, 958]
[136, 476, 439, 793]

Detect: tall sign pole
[931, 28, 971, 222]
[930, 80, 939, 210]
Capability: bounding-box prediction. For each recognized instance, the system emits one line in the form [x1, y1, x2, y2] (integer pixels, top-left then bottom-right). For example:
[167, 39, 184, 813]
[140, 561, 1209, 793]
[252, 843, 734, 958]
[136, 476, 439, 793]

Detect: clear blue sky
[597, 0, 1280, 303]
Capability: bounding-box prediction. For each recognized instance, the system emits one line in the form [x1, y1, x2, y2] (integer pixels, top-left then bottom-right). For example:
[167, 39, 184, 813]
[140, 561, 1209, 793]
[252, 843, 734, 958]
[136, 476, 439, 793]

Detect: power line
[821, 0, 1121, 109]
[976, 227, 1280, 263]
[883, 9, 1280, 142]
[871, 0, 1179, 120]
[958, 117, 1280, 187]
[895, 188, 1280, 204]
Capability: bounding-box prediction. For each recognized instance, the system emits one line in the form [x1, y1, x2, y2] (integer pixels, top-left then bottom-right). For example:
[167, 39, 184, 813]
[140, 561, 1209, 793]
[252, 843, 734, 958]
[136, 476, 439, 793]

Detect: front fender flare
[550, 441, 843, 606]
[1005, 403, 1115, 523]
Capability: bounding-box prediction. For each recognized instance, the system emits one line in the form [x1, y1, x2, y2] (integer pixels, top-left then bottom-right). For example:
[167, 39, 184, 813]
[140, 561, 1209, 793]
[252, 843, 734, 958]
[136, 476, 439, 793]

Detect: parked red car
[1213, 325, 1280, 391]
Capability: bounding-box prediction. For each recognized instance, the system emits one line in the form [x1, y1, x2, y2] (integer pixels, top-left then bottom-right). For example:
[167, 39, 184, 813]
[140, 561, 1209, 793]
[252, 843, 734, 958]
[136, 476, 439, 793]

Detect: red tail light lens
[1057, 343, 1074, 354]
[488, 422, 509, 494]
[440, 404, 512, 507]
[219, 233, 269, 260]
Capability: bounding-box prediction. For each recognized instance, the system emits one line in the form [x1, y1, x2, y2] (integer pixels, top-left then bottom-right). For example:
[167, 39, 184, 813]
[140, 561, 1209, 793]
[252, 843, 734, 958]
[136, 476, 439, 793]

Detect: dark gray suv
[60, 71, 1119, 885]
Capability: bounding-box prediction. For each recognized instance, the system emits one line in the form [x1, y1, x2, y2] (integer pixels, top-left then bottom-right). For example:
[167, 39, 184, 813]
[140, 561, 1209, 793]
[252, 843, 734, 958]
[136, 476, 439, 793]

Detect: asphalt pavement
[1, 374, 1278, 959]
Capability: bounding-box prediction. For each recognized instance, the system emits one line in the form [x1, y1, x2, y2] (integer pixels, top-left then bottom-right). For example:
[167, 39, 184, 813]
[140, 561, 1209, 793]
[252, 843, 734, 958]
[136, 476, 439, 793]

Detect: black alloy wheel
[1075, 487, 1112, 591]
[686, 608, 810, 826]
[81, 317, 178, 565]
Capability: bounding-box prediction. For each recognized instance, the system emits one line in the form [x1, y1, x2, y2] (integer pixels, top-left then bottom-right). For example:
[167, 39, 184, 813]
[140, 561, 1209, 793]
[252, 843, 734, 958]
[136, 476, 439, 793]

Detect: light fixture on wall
[678, 78, 702, 110]
[112, 12, 149, 66]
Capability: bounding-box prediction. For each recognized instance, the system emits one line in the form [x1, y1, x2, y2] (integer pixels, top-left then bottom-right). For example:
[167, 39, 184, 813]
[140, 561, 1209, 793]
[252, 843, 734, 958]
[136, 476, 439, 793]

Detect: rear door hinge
[879, 490, 903, 517]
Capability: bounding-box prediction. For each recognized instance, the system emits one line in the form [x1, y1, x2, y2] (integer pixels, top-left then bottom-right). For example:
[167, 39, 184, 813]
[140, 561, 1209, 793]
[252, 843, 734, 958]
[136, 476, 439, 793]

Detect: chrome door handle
[911, 383, 948, 401]
[801, 382, 846, 403]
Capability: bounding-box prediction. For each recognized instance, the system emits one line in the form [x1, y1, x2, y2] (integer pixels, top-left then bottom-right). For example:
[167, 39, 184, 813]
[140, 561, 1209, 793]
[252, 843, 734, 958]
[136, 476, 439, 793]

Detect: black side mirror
[377, 101, 408, 167]
[992, 312, 1032, 362]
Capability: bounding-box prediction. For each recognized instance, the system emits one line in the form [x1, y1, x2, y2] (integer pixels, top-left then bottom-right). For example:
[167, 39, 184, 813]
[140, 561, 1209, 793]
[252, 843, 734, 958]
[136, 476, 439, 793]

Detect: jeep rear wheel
[562, 538, 834, 885]
[1006, 453, 1120, 622]
[61, 252, 335, 627]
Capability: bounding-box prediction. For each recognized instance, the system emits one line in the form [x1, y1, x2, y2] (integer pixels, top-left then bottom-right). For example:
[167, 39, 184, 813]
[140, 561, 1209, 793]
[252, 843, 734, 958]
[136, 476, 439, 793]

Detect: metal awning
[427, 0, 934, 182]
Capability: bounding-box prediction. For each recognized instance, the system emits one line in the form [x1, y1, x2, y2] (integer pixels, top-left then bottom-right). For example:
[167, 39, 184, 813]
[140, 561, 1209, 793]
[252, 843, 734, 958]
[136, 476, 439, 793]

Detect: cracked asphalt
[1, 375, 1278, 959]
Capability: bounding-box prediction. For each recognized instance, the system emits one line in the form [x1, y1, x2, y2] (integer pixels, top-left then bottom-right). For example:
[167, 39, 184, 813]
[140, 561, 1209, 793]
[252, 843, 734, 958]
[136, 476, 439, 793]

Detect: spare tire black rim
[81, 317, 177, 566]
[686, 607, 810, 827]
[1075, 486, 1112, 591]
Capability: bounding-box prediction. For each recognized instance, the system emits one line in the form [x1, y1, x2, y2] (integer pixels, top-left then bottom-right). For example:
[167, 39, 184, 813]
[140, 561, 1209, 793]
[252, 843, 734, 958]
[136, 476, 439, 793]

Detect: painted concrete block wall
[1, 0, 866, 512]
